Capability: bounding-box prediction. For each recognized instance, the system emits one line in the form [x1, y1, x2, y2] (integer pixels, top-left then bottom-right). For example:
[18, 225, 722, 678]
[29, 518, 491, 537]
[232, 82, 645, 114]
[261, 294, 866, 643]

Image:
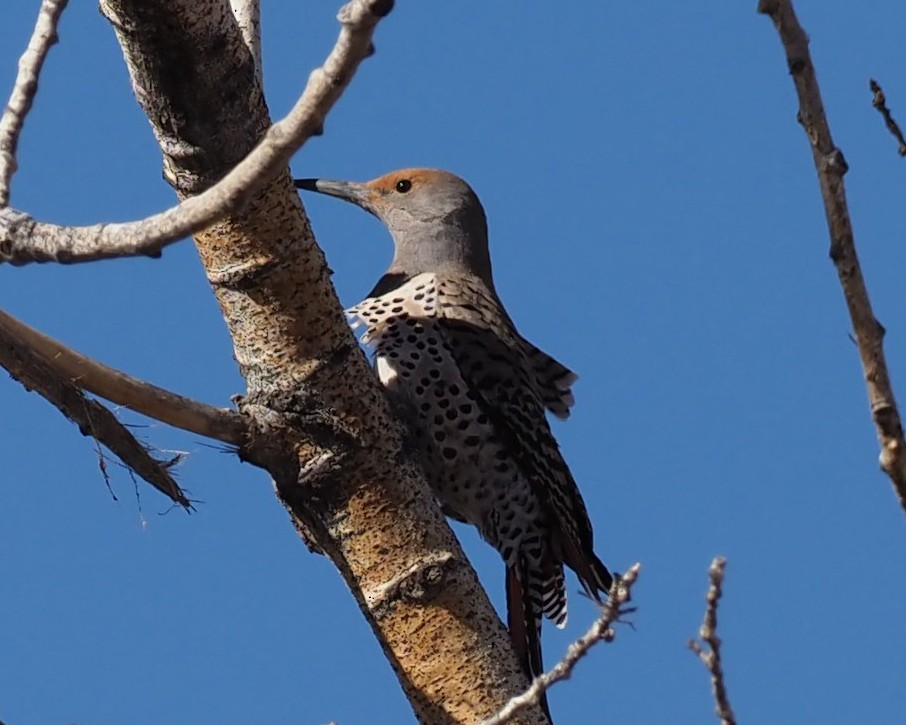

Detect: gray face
[296, 168, 495, 288]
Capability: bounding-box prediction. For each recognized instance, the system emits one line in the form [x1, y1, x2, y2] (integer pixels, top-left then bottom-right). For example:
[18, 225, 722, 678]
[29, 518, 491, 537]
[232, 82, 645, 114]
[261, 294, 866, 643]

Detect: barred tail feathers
[561, 533, 615, 603]
[506, 559, 553, 724]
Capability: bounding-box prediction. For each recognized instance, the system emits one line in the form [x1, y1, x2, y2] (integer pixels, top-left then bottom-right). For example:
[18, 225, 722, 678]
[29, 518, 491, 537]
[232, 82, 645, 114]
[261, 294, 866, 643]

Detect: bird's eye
[395, 179, 412, 193]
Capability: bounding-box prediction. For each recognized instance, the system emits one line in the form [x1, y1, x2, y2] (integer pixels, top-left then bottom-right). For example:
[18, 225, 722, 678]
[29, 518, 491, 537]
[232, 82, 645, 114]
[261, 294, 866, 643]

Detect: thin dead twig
[688, 557, 736, 725]
[0, 0, 69, 207]
[478, 563, 641, 725]
[0, 325, 190, 507]
[758, 0, 906, 517]
[0, 308, 250, 445]
[869, 79, 906, 157]
[0, 0, 393, 265]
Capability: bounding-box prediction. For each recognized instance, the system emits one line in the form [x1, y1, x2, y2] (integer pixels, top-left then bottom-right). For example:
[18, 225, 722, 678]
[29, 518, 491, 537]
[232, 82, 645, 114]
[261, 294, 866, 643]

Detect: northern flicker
[296, 169, 614, 703]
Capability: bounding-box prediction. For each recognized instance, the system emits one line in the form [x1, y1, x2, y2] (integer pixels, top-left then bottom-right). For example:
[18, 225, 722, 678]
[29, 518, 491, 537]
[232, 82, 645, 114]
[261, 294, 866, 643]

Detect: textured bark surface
[98, 0, 547, 722]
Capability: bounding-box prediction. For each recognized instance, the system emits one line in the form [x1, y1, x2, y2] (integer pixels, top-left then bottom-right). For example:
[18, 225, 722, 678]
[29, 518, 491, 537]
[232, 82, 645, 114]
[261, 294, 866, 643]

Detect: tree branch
[92, 0, 547, 720]
[688, 557, 736, 725]
[0, 0, 69, 207]
[0, 0, 392, 266]
[0, 308, 249, 445]
[478, 564, 642, 725]
[869, 79, 906, 157]
[759, 0, 906, 517]
[0, 321, 190, 507]
[229, 0, 262, 86]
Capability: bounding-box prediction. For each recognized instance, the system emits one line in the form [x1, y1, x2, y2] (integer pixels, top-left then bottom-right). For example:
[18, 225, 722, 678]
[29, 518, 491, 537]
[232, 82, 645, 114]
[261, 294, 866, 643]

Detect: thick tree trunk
[98, 0, 546, 722]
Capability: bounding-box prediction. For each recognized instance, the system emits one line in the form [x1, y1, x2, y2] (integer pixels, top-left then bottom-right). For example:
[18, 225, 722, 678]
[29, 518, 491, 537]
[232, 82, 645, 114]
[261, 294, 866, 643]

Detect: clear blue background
[2, 2, 905, 723]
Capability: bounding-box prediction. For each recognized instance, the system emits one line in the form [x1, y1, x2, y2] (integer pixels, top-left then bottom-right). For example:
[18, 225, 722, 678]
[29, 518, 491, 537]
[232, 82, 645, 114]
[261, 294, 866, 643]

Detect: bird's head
[296, 168, 493, 287]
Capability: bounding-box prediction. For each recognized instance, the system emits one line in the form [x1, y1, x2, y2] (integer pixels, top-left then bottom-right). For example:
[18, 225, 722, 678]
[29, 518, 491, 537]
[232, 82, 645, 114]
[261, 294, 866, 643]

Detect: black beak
[294, 178, 374, 212]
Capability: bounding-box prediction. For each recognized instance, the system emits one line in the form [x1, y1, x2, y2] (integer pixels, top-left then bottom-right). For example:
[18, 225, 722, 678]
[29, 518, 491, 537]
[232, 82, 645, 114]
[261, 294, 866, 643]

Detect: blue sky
[2, 1, 906, 723]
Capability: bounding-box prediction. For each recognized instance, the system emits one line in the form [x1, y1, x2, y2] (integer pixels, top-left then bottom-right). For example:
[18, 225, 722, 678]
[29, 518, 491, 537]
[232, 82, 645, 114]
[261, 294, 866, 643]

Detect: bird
[296, 169, 614, 715]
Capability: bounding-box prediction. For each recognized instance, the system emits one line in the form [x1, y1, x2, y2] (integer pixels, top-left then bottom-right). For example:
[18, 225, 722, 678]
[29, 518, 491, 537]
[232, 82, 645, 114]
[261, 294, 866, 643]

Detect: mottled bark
[97, 0, 546, 722]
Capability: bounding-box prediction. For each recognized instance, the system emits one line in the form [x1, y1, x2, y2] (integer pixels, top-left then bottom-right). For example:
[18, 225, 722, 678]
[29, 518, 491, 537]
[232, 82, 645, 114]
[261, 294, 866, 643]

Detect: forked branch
[0, 0, 393, 265]
[688, 557, 736, 725]
[0, 0, 390, 501]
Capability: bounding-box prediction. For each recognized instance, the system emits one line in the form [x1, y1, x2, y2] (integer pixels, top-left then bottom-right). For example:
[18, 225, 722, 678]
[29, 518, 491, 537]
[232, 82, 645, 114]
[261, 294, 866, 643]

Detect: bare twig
[759, 0, 906, 516]
[0, 308, 249, 445]
[0, 0, 69, 207]
[688, 557, 736, 725]
[869, 79, 906, 157]
[0, 0, 393, 265]
[478, 563, 641, 725]
[0, 325, 190, 507]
